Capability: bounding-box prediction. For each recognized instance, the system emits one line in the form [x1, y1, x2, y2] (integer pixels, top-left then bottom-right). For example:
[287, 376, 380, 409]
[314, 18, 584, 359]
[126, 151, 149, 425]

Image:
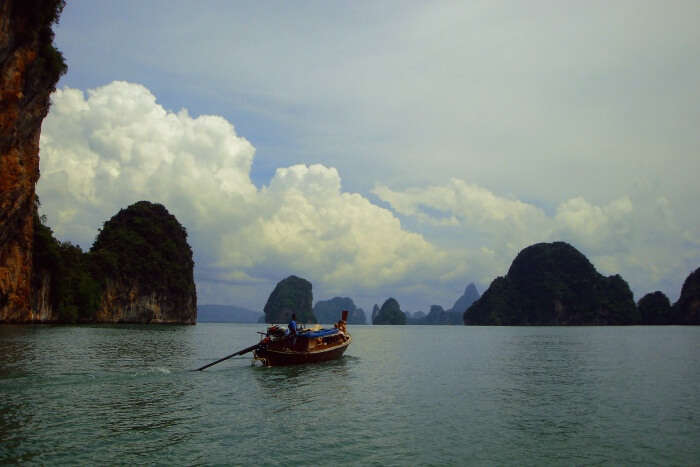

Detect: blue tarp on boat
[298, 328, 339, 338]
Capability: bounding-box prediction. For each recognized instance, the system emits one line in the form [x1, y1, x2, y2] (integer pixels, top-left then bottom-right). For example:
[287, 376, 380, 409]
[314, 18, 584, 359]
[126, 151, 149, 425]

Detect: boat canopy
[298, 328, 339, 338]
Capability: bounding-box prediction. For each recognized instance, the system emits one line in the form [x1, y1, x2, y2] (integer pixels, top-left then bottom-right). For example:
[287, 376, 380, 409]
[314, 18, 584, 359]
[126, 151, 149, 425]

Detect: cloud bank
[39, 82, 446, 309]
[39, 81, 697, 310]
[374, 179, 699, 301]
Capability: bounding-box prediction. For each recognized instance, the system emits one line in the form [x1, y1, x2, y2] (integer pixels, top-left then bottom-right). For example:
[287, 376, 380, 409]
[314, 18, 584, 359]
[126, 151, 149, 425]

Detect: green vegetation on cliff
[32, 210, 101, 322]
[31, 201, 196, 323]
[9, 0, 67, 93]
[373, 298, 406, 325]
[264, 275, 316, 324]
[464, 242, 638, 325]
[91, 201, 194, 299]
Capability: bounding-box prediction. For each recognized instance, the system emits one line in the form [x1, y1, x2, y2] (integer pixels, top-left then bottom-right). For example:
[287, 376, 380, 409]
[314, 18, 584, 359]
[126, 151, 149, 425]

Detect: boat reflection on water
[253, 311, 352, 367]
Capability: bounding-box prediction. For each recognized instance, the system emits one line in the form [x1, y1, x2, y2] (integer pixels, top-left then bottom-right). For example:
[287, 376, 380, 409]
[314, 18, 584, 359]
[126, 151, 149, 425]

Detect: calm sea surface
[1, 324, 698, 465]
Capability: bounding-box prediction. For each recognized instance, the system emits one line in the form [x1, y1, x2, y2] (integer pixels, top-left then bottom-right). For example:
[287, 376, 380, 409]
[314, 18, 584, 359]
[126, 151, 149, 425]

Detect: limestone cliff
[0, 1, 66, 322]
[95, 279, 196, 324]
[90, 201, 197, 324]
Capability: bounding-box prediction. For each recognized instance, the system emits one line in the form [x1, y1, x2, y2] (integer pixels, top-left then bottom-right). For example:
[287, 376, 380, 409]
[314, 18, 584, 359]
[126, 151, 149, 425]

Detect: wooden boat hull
[253, 336, 351, 367]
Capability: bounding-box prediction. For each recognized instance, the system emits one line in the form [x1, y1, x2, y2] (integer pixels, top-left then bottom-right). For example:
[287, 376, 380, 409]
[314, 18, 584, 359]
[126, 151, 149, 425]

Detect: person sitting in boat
[288, 313, 297, 336]
[287, 313, 297, 348]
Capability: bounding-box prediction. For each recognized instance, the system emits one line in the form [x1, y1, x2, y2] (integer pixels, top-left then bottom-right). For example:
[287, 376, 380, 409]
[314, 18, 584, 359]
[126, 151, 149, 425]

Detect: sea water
[1, 324, 698, 465]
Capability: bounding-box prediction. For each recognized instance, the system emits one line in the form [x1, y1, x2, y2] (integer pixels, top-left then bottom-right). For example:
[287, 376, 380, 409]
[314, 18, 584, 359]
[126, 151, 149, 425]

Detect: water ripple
[1, 325, 699, 464]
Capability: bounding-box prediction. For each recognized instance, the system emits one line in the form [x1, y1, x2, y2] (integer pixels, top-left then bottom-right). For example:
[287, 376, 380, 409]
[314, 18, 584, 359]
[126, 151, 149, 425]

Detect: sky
[38, 0, 700, 313]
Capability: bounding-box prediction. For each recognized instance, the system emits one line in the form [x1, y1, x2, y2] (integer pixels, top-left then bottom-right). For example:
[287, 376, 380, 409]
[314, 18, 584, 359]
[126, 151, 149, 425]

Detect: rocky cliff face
[95, 279, 196, 324]
[29, 267, 54, 320]
[0, 1, 65, 322]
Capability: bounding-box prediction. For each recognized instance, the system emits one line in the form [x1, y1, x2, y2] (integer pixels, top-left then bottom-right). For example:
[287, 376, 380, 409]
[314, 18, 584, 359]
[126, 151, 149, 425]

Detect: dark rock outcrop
[90, 201, 196, 323]
[0, 0, 66, 322]
[264, 275, 316, 324]
[672, 268, 700, 324]
[313, 296, 366, 324]
[464, 242, 638, 325]
[638, 291, 672, 325]
[373, 298, 406, 325]
[426, 305, 448, 324]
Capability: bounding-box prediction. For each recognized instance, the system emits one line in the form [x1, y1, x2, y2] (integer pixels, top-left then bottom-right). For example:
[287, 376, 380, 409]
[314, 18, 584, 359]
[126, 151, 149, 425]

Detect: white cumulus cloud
[374, 180, 699, 300]
[38, 81, 448, 308]
[38, 81, 698, 309]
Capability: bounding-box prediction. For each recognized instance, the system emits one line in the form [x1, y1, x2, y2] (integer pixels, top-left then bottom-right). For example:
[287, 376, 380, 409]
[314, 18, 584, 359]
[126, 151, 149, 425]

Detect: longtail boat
[253, 310, 352, 367]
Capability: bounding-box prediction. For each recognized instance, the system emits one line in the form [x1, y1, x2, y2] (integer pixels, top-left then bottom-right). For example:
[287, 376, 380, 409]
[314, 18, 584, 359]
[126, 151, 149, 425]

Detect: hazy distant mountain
[371, 304, 379, 323]
[426, 305, 449, 324]
[373, 298, 406, 325]
[407, 305, 462, 325]
[198, 305, 263, 323]
[449, 283, 480, 314]
[313, 297, 367, 324]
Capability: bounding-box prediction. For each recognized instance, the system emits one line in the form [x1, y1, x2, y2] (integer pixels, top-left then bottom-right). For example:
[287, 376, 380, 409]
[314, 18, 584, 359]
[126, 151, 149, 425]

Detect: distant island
[263, 275, 316, 324]
[202, 251, 698, 327]
[313, 297, 367, 324]
[464, 241, 699, 325]
[406, 283, 480, 325]
[202, 290, 368, 325]
[373, 298, 406, 325]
